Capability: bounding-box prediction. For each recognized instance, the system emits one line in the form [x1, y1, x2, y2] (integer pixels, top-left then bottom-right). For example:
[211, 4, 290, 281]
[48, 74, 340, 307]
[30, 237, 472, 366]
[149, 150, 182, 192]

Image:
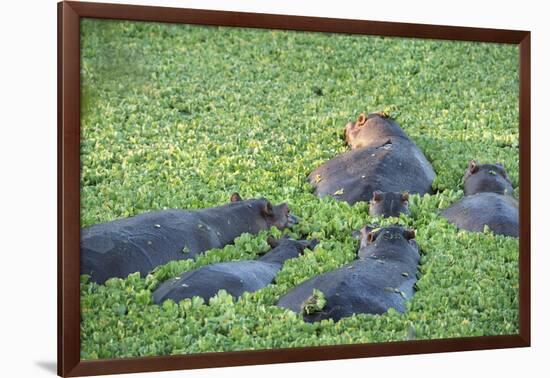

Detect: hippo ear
[401, 192, 409, 202]
[354, 225, 374, 239]
[267, 236, 279, 248]
[468, 160, 479, 174]
[367, 232, 376, 244]
[356, 113, 366, 126]
[403, 229, 416, 240]
[262, 201, 274, 216]
[372, 191, 383, 202]
[357, 225, 376, 239]
[230, 192, 243, 202]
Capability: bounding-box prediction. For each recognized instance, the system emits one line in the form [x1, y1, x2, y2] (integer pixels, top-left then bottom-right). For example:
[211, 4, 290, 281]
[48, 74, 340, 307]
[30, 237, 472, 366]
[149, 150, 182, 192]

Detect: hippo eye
[383, 232, 392, 240]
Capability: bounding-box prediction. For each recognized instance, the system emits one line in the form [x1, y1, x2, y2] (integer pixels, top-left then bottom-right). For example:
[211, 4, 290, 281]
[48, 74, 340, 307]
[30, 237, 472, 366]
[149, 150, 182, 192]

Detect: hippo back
[442, 193, 519, 237]
[152, 260, 280, 303]
[277, 256, 419, 322]
[309, 137, 435, 204]
[81, 199, 283, 283]
[81, 210, 212, 282]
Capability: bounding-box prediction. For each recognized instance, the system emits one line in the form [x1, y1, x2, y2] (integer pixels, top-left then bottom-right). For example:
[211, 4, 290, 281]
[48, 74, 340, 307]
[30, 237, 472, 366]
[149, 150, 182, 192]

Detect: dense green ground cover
[80, 19, 520, 359]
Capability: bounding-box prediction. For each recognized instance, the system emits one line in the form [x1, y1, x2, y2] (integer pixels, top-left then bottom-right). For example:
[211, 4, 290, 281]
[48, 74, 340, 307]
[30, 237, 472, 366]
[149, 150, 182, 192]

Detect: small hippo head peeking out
[463, 160, 514, 196]
[259, 236, 319, 265]
[369, 191, 411, 218]
[344, 112, 409, 149]
[354, 225, 418, 260]
[230, 192, 298, 230]
[266, 235, 319, 251]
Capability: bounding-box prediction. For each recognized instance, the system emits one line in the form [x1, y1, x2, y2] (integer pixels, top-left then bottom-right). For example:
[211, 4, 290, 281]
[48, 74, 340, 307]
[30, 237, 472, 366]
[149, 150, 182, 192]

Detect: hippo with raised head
[81, 193, 298, 284]
[308, 112, 435, 205]
[369, 191, 410, 217]
[442, 160, 518, 237]
[153, 236, 318, 304]
[277, 225, 420, 322]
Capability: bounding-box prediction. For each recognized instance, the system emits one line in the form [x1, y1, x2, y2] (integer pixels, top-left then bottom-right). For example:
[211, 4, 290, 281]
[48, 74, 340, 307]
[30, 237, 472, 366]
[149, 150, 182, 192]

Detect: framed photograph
[58, 1, 530, 376]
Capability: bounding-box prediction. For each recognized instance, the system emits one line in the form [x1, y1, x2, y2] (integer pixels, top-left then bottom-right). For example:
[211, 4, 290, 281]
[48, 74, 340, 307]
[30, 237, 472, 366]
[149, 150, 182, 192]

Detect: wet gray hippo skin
[277, 226, 420, 322]
[81, 193, 298, 284]
[308, 113, 435, 205]
[153, 237, 318, 304]
[442, 161, 518, 237]
[369, 191, 410, 217]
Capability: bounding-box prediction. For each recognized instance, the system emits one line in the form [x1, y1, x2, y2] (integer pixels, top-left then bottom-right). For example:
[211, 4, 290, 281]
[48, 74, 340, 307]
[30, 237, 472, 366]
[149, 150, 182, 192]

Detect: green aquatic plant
[79, 19, 519, 359]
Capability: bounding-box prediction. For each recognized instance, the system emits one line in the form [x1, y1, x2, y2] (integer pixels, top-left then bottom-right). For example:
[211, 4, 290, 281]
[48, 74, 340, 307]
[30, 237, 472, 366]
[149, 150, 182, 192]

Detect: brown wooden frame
[58, 1, 531, 376]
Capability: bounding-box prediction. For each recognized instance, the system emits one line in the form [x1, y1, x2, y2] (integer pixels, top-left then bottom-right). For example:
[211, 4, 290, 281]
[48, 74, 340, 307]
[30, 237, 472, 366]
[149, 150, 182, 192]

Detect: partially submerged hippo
[308, 112, 435, 205]
[442, 160, 518, 237]
[369, 191, 410, 217]
[463, 160, 514, 196]
[277, 225, 420, 322]
[81, 193, 298, 284]
[153, 236, 318, 304]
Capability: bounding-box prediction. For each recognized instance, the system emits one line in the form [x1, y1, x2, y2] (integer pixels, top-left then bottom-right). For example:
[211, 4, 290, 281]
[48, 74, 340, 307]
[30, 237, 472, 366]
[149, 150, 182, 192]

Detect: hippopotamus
[277, 225, 420, 322]
[81, 193, 298, 284]
[369, 191, 410, 217]
[152, 236, 318, 304]
[442, 160, 518, 237]
[308, 112, 435, 205]
[462, 160, 514, 196]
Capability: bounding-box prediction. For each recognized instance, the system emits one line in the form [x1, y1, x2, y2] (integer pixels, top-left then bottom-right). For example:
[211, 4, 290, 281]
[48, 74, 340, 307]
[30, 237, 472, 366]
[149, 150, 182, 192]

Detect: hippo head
[344, 112, 408, 149]
[463, 160, 514, 196]
[259, 236, 318, 265]
[266, 236, 319, 258]
[355, 225, 418, 260]
[230, 193, 298, 230]
[369, 191, 411, 218]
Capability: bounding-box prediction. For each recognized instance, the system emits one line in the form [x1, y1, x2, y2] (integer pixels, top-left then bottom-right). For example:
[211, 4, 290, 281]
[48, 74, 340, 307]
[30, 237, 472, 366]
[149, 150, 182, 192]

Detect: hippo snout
[287, 214, 299, 226]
